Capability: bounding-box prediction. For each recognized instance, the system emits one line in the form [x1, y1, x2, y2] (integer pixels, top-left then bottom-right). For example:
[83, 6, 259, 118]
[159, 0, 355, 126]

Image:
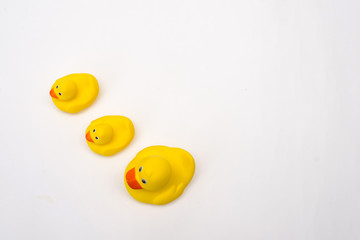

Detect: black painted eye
[59, 92, 62, 95]
[139, 166, 143, 172]
[93, 129, 95, 132]
[142, 179, 147, 184]
[95, 136, 98, 140]
[56, 85, 58, 88]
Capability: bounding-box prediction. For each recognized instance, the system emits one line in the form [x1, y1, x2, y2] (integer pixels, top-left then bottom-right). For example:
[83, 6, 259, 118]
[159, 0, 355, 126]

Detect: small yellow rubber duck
[49, 73, 99, 113]
[85, 115, 135, 156]
[124, 146, 195, 205]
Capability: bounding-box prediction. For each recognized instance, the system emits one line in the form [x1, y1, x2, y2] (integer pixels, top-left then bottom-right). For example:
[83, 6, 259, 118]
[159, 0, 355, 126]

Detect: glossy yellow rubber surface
[124, 146, 195, 205]
[85, 115, 135, 156]
[49, 73, 99, 113]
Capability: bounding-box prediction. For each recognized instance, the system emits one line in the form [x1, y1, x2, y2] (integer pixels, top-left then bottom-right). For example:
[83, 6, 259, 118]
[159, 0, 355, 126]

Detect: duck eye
[59, 92, 62, 96]
[93, 129, 95, 132]
[95, 136, 98, 140]
[56, 85, 58, 88]
[139, 166, 143, 172]
[142, 179, 147, 184]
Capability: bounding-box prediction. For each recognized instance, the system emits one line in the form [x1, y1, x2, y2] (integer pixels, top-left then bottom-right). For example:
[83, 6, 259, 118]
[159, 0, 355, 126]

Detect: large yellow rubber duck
[49, 73, 99, 113]
[85, 115, 135, 156]
[124, 146, 195, 205]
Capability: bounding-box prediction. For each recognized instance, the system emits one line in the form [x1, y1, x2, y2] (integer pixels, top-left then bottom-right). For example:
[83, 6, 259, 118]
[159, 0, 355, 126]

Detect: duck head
[50, 79, 77, 101]
[126, 156, 172, 190]
[85, 123, 114, 145]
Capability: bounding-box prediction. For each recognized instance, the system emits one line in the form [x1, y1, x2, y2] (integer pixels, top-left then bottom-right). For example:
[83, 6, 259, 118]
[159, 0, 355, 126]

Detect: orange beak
[126, 168, 142, 189]
[85, 131, 93, 142]
[49, 88, 58, 99]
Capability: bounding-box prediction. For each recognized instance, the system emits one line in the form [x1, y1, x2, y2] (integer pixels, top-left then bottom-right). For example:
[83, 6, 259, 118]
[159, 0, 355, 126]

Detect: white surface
[1, 0, 359, 239]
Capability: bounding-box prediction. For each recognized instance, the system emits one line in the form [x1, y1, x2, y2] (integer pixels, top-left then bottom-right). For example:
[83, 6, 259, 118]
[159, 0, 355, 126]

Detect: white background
[0, 0, 359, 239]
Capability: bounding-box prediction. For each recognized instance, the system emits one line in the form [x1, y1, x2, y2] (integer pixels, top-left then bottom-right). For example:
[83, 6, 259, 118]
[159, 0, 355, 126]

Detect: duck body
[85, 115, 135, 156]
[124, 146, 195, 205]
[50, 73, 99, 113]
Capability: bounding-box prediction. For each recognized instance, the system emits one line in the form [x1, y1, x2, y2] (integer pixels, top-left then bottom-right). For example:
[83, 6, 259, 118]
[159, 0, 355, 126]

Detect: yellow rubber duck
[49, 73, 99, 113]
[85, 115, 135, 156]
[124, 146, 195, 205]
